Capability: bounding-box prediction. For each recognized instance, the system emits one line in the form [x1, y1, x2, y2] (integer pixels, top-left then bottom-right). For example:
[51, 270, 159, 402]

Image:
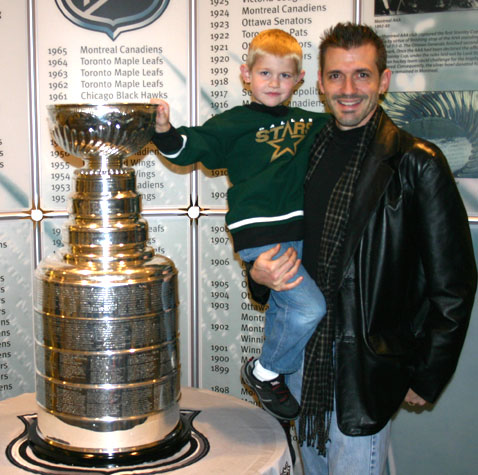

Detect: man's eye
[329, 73, 340, 80]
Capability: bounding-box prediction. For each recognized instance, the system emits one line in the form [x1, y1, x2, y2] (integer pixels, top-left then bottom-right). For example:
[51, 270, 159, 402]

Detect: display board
[198, 215, 267, 400]
[0, 1, 31, 213]
[362, 1, 478, 216]
[35, 0, 191, 211]
[0, 0, 475, 410]
[1, 1, 478, 473]
[0, 220, 35, 398]
[0, 0, 356, 402]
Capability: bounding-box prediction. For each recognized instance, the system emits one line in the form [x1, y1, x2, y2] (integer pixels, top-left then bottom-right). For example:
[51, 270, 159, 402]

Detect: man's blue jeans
[287, 367, 391, 474]
[239, 240, 326, 374]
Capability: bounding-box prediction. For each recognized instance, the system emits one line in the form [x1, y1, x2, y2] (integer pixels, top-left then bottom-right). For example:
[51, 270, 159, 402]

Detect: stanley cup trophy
[29, 103, 190, 467]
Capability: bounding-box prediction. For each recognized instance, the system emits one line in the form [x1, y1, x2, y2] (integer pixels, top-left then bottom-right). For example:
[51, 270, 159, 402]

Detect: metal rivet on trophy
[29, 104, 190, 466]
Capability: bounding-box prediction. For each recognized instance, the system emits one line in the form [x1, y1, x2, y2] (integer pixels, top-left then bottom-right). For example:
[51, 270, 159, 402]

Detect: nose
[268, 75, 280, 87]
[342, 76, 356, 95]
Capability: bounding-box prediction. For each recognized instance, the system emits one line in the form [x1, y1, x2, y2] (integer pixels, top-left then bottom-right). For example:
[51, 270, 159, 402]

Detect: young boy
[151, 29, 327, 421]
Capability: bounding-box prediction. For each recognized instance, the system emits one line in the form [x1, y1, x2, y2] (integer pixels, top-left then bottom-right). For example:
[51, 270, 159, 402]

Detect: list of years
[46, 47, 70, 103]
[199, 218, 268, 403]
[42, 43, 171, 210]
[45, 44, 167, 104]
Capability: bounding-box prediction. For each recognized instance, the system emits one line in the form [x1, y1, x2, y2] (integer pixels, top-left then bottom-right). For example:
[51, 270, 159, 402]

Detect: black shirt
[302, 123, 365, 279]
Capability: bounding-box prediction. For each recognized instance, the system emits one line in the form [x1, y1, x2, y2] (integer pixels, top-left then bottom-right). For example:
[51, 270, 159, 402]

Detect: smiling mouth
[337, 97, 362, 107]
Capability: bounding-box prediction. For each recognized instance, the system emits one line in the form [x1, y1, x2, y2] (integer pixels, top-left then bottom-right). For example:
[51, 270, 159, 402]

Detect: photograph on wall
[363, 0, 478, 215]
[381, 91, 478, 214]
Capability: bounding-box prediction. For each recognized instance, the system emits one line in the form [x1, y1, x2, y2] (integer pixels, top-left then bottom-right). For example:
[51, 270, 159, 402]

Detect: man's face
[318, 44, 391, 130]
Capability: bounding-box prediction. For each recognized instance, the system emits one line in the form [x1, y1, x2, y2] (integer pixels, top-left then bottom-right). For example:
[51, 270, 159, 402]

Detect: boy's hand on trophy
[150, 98, 171, 133]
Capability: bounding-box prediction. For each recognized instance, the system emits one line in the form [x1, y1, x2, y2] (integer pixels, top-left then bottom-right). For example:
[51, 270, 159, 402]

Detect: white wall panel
[0, 0, 31, 212]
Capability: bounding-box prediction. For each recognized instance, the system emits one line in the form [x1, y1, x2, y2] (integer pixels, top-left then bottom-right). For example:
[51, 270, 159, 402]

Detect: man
[248, 23, 477, 474]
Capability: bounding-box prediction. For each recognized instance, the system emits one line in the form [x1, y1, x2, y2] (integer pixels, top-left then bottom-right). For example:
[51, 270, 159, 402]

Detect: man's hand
[250, 244, 302, 291]
[404, 388, 427, 407]
[150, 98, 171, 133]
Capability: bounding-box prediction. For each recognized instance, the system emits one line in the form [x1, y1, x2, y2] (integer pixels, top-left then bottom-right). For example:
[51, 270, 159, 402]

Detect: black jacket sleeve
[409, 144, 477, 402]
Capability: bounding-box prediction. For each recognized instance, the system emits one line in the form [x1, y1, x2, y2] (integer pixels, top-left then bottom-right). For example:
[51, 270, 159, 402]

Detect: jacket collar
[336, 110, 402, 283]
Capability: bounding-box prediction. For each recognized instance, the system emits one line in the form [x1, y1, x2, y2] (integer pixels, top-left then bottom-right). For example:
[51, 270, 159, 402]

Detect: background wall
[0, 1, 477, 473]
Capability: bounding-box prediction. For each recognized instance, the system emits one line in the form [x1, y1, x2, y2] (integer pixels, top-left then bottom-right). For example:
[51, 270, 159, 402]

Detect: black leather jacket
[249, 112, 477, 436]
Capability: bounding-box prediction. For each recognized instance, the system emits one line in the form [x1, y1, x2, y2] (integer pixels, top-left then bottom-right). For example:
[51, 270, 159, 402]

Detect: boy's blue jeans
[239, 240, 326, 374]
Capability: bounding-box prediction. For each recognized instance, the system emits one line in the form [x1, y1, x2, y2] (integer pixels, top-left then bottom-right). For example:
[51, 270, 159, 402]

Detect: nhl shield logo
[55, 0, 170, 40]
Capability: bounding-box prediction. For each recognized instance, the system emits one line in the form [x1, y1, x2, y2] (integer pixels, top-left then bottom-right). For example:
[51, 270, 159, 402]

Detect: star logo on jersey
[55, 0, 170, 40]
[257, 119, 313, 162]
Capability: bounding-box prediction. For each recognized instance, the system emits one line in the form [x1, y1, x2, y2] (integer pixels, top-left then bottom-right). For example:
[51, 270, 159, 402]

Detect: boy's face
[240, 54, 304, 107]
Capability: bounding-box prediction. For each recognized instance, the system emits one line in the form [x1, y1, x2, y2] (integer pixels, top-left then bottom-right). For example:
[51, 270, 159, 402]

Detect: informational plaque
[198, 215, 266, 403]
[362, 0, 478, 216]
[0, 220, 35, 400]
[35, 0, 191, 212]
[0, 1, 31, 212]
[145, 215, 192, 387]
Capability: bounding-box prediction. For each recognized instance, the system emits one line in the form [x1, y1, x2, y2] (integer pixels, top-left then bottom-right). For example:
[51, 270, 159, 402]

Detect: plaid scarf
[298, 108, 382, 455]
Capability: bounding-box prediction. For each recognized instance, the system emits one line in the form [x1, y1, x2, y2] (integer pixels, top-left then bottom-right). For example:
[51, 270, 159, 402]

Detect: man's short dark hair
[319, 22, 387, 75]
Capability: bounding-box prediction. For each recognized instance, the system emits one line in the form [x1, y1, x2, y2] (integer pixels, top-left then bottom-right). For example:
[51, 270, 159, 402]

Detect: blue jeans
[287, 367, 391, 475]
[239, 241, 326, 374]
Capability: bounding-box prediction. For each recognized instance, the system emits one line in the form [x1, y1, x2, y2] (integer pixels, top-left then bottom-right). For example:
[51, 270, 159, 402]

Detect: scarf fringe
[297, 411, 332, 456]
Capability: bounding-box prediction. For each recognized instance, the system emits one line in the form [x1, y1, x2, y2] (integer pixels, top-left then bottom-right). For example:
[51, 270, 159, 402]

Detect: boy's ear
[297, 69, 305, 84]
[240, 64, 251, 83]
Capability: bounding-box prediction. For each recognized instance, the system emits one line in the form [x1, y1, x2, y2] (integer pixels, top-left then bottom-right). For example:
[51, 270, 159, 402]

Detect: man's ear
[240, 64, 251, 84]
[317, 70, 325, 94]
[379, 68, 391, 94]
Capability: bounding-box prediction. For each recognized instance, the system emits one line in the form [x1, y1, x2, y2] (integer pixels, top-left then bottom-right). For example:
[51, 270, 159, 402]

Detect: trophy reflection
[30, 104, 189, 466]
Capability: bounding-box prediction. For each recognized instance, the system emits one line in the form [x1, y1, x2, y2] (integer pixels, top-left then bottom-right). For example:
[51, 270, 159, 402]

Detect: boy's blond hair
[246, 29, 303, 73]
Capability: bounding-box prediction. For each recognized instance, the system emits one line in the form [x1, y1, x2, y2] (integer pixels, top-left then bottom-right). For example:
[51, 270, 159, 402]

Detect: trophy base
[27, 415, 192, 468]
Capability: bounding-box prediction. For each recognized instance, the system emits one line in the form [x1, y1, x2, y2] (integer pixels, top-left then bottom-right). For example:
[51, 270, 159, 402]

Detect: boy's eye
[280, 73, 292, 79]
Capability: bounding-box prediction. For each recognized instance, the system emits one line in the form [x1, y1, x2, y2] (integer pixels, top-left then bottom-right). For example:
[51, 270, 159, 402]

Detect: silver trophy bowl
[31, 104, 189, 466]
[48, 103, 157, 163]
